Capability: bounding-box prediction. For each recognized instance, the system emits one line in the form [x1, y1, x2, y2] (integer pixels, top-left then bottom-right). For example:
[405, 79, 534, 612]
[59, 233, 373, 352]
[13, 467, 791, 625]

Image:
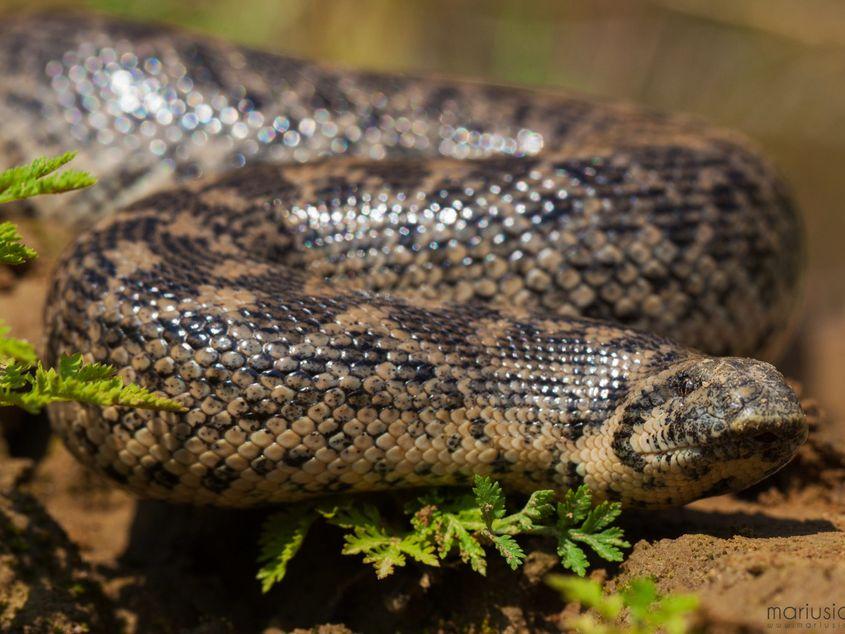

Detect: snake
[0, 14, 808, 508]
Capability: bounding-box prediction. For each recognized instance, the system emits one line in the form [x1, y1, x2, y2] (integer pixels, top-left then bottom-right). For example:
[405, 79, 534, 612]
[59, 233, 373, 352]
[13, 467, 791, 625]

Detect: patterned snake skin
[0, 15, 808, 507]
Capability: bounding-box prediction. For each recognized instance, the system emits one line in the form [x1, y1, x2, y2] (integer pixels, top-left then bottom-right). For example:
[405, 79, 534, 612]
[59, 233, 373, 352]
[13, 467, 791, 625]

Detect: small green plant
[257, 476, 630, 592]
[546, 575, 700, 634]
[0, 152, 96, 207]
[0, 152, 182, 414]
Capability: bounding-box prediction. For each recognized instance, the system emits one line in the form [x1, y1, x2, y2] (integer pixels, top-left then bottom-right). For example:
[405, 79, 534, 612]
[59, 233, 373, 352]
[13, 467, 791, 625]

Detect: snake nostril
[753, 431, 780, 445]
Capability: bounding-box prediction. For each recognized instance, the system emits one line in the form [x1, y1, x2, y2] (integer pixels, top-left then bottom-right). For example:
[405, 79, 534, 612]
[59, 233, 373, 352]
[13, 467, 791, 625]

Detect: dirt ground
[0, 220, 844, 634]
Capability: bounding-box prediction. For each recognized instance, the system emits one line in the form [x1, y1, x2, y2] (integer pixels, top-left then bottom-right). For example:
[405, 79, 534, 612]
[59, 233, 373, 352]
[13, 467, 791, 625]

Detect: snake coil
[0, 15, 807, 507]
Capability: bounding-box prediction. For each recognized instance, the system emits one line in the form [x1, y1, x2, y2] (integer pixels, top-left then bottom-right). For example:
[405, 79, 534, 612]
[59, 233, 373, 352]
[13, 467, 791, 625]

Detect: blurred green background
[4, 0, 844, 421]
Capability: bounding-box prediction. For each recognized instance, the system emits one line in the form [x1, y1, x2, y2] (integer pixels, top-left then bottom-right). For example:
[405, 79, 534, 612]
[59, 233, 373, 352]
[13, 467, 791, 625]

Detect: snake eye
[668, 372, 700, 398]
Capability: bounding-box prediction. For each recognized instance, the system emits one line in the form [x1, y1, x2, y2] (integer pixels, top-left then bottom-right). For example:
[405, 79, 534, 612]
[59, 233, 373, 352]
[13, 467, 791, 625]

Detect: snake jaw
[597, 357, 808, 508]
[643, 410, 807, 462]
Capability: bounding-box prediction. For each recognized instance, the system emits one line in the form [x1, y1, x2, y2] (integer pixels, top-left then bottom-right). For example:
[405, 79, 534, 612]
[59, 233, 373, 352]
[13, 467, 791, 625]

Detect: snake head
[596, 357, 807, 508]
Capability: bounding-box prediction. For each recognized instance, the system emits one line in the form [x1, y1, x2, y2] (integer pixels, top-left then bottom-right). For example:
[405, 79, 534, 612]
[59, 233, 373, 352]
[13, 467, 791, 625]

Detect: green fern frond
[257, 505, 318, 593]
[473, 475, 507, 526]
[256, 475, 631, 592]
[339, 514, 439, 578]
[0, 221, 38, 265]
[0, 323, 38, 365]
[321, 502, 439, 579]
[0, 361, 32, 391]
[0, 353, 185, 414]
[0, 152, 95, 264]
[415, 500, 488, 574]
[545, 575, 700, 634]
[0, 151, 96, 205]
[489, 533, 524, 570]
[0, 154, 181, 414]
[555, 485, 630, 576]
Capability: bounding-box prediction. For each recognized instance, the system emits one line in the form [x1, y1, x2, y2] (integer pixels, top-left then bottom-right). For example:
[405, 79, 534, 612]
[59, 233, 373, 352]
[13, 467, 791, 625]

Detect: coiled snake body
[1, 15, 807, 507]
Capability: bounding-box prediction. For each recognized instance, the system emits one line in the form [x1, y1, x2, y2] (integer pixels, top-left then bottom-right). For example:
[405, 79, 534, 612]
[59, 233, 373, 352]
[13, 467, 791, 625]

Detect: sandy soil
[0, 222, 843, 633]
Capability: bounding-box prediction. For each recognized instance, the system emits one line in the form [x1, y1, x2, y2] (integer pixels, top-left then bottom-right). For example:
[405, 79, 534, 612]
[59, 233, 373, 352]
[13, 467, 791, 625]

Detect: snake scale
[0, 15, 807, 508]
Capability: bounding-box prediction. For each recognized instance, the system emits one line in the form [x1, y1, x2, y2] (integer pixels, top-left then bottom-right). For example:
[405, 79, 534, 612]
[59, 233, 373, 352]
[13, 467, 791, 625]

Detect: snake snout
[692, 357, 807, 464]
[725, 384, 808, 464]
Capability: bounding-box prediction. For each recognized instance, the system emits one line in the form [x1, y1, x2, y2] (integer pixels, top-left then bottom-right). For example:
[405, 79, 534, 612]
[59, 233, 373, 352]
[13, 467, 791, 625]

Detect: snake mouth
[615, 411, 808, 508]
[639, 412, 808, 464]
[640, 445, 704, 458]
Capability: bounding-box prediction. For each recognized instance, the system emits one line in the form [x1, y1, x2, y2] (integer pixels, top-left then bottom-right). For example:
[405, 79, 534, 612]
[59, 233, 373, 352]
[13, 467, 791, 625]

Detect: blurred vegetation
[1, 0, 843, 417]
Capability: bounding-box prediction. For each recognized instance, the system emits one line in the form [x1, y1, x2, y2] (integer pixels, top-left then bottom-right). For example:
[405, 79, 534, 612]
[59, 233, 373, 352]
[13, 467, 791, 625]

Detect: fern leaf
[0, 152, 96, 204]
[557, 484, 593, 527]
[0, 151, 76, 189]
[547, 575, 699, 633]
[500, 488, 556, 532]
[651, 593, 701, 634]
[491, 533, 524, 570]
[256, 506, 317, 593]
[557, 537, 590, 576]
[0, 361, 31, 390]
[0, 353, 184, 413]
[0, 221, 38, 265]
[0, 323, 38, 365]
[520, 489, 556, 523]
[580, 499, 623, 533]
[545, 574, 624, 621]
[570, 527, 629, 564]
[432, 511, 487, 574]
[397, 533, 439, 568]
[342, 528, 406, 578]
[324, 502, 428, 578]
[623, 577, 660, 618]
[473, 475, 506, 527]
